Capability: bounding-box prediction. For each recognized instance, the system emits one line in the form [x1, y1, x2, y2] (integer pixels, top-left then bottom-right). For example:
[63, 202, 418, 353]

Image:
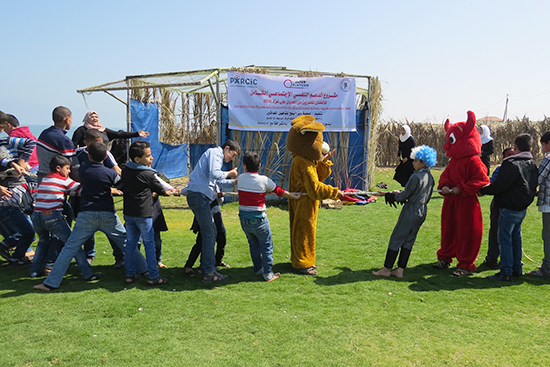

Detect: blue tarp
[130, 99, 188, 179]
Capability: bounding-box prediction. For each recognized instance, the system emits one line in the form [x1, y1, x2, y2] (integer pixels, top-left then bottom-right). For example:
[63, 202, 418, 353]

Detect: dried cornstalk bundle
[185, 93, 217, 144]
[366, 76, 382, 186]
[264, 132, 283, 177]
[376, 117, 550, 167]
[326, 132, 351, 188]
[297, 71, 322, 77]
[159, 89, 179, 144]
[230, 67, 268, 74]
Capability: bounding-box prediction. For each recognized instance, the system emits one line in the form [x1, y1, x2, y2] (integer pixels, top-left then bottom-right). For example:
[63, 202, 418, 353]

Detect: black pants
[185, 205, 226, 268]
[485, 198, 500, 263]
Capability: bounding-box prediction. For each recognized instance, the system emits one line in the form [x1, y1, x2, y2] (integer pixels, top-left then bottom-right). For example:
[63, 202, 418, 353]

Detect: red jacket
[9, 126, 39, 171]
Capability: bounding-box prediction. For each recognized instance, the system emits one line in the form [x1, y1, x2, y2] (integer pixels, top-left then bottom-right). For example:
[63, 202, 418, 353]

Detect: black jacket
[479, 151, 538, 211]
[122, 168, 166, 217]
[72, 126, 140, 148]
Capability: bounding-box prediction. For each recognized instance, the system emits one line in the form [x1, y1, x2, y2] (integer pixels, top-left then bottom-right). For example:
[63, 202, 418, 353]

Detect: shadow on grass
[0, 262, 279, 298]
[2, 261, 548, 298]
[313, 263, 550, 290]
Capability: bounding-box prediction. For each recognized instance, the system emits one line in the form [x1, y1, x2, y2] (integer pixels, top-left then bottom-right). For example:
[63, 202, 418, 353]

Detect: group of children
[0, 107, 179, 291]
[1, 105, 301, 288]
[2, 106, 550, 290]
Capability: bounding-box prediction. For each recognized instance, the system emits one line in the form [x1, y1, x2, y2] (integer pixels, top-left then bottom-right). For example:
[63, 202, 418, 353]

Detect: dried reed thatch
[231, 130, 291, 187]
[297, 71, 323, 77]
[131, 79, 221, 145]
[230, 67, 268, 74]
[376, 117, 550, 167]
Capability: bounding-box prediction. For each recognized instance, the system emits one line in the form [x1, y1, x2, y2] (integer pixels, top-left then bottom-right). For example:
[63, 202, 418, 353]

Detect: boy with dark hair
[122, 140, 175, 285]
[73, 128, 124, 265]
[33, 141, 147, 291]
[480, 133, 538, 281]
[36, 106, 76, 182]
[527, 132, 550, 277]
[185, 139, 240, 283]
[238, 152, 301, 282]
[30, 155, 81, 277]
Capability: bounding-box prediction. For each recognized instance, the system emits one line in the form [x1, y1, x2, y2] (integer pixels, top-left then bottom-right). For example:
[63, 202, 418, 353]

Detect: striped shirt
[0, 182, 38, 213]
[0, 136, 36, 167]
[34, 172, 81, 212]
[238, 172, 285, 213]
[36, 126, 76, 177]
[538, 152, 550, 212]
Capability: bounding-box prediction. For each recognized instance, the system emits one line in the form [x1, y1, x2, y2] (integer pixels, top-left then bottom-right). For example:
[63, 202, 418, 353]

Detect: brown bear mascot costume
[433, 111, 490, 276]
[287, 115, 341, 275]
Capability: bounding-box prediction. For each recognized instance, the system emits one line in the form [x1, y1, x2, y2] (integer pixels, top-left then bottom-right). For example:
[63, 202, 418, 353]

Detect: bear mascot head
[287, 115, 325, 161]
[443, 110, 481, 159]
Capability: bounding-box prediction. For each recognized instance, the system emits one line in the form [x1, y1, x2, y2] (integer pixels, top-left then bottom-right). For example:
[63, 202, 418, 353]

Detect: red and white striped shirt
[34, 172, 81, 212]
[238, 172, 285, 212]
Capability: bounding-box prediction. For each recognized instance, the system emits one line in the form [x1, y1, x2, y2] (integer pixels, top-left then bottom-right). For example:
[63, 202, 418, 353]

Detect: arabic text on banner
[227, 72, 356, 132]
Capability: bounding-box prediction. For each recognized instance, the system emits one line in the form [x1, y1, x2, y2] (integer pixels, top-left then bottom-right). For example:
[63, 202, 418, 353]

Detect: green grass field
[1, 167, 549, 366]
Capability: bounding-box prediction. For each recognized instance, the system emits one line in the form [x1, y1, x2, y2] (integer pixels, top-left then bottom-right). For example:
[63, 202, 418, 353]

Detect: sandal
[265, 272, 281, 282]
[126, 275, 140, 284]
[86, 274, 102, 281]
[216, 261, 231, 268]
[202, 271, 228, 284]
[147, 277, 169, 286]
[452, 268, 472, 277]
[527, 269, 550, 277]
[432, 259, 450, 269]
[296, 267, 317, 275]
[184, 267, 195, 278]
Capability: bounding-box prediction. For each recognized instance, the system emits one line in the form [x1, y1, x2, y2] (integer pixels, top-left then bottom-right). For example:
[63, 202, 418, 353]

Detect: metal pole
[126, 78, 131, 163]
[216, 70, 221, 146]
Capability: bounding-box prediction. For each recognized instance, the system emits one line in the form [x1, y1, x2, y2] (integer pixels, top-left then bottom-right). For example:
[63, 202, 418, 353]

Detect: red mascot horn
[465, 110, 476, 133]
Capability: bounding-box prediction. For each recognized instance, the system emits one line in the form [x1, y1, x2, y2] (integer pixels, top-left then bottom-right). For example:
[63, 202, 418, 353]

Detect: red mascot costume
[433, 111, 490, 276]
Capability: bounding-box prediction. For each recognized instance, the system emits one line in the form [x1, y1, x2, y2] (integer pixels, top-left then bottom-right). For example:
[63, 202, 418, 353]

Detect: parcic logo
[229, 74, 258, 86]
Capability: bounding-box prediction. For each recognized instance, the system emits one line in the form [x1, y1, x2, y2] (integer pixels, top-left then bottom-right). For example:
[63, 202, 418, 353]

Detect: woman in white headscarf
[479, 124, 494, 175]
[393, 125, 416, 187]
[72, 110, 149, 148]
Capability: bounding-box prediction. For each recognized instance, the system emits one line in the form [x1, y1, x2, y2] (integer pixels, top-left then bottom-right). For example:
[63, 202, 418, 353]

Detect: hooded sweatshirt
[9, 126, 39, 172]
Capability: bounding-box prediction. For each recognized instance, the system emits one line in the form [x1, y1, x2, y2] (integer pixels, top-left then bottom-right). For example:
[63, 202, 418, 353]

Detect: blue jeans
[498, 208, 526, 277]
[187, 192, 217, 274]
[0, 206, 35, 260]
[44, 211, 147, 288]
[139, 231, 163, 263]
[542, 213, 550, 275]
[30, 210, 71, 276]
[240, 215, 275, 280]
[124, 216, 159, 280]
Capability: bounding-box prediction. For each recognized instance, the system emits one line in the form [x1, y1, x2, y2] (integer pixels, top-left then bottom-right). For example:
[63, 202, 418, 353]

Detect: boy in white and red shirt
[30, 155, 81, 277]
[238, 152, 301, 282]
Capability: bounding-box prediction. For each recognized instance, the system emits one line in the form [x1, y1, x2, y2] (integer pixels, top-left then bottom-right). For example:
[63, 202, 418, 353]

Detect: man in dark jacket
[480, 133, 538, 281]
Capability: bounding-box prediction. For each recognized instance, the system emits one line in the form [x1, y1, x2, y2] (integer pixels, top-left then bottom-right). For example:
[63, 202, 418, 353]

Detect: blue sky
[2, 0, 549, 133]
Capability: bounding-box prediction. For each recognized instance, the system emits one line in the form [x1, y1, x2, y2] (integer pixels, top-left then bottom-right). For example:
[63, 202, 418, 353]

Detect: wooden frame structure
[77, 66, 381, 188]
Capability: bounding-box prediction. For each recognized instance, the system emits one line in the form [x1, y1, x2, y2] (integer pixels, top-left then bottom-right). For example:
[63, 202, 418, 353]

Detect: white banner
[228, 72, 356, 132]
